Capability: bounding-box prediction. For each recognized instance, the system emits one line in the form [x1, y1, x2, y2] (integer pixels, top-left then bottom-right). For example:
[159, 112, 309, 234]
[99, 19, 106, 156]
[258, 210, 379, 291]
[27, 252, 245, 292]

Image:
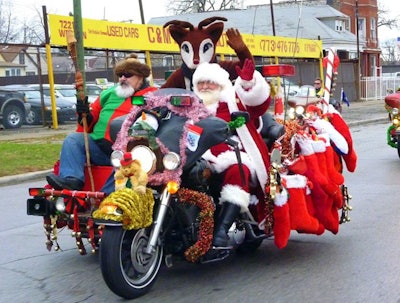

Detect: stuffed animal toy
[114, 152, 148, 194]
[162, 17, 254, 90]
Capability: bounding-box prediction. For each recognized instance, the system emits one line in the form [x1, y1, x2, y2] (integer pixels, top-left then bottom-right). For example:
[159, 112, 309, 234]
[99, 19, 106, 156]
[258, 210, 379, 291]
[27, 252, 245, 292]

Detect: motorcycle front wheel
[397, 136, 400, 158]
[99, 226, 163, 299]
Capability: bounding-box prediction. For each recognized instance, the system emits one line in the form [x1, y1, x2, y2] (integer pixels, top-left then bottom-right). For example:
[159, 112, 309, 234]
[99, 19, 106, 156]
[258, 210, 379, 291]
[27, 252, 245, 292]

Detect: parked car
[287, 85, 320, 107]
[28, 84, 77, 104]
[4, 85, 76, 125]
[30, 83, 105, 103]
[85, 83, 104, 102]
[0, 87, 31, 129]
[266, 77, 301, 98]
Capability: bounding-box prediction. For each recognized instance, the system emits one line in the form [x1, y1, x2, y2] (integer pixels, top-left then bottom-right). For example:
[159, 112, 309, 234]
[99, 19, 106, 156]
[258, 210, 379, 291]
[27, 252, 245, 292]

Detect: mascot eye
[182, 44, 190, 53]
[203, 42, 213, 53]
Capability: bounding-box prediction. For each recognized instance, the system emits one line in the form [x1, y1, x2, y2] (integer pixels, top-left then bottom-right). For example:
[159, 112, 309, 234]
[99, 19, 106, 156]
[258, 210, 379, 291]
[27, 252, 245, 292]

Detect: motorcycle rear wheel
[100, 226, 163, 299]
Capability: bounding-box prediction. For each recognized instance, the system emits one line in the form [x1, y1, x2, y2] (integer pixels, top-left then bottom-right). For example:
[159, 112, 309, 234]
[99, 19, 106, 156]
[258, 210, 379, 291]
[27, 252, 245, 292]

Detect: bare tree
[0, 0, 20, 43]
[377, 2, 399, 30]
[380, 39, 400, 64]
[167, 0, 242, 14]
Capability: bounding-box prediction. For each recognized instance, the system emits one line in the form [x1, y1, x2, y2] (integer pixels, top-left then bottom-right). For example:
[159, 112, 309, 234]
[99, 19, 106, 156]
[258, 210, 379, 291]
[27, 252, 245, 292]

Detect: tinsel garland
[93, 188, 154, 230]
[177, 188, 215, 263]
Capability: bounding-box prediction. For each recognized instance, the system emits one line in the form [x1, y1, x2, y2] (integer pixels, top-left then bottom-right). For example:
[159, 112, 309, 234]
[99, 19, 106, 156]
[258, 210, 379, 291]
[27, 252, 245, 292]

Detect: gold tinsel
[93, 187, 155, 230]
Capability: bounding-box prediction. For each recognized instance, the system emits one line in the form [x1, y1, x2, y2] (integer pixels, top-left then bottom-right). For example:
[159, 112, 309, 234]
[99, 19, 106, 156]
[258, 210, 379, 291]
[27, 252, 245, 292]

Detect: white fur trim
[328, 128, 349, 154]
[249, 194, 259, 205]
[220, 184, 250, 211]
[203, 149, 255, 175]
[311, 140, 326, 153]
[226, 97, 269, 192]
[274, 188, 288, 206]
[282, 174, 307, 189]
[192, 62, 231, 89]
[235, 71, 270, 107]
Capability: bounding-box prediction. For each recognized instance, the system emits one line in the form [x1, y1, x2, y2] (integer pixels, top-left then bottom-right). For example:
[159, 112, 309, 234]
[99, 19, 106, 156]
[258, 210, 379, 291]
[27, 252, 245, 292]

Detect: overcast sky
[11, 0, 398, 42]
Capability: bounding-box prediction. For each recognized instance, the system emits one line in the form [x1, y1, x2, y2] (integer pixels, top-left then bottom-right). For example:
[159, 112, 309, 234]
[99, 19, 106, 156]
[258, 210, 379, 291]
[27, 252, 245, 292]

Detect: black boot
[213, 203, 241, 248]
[46, 173, 84, 190]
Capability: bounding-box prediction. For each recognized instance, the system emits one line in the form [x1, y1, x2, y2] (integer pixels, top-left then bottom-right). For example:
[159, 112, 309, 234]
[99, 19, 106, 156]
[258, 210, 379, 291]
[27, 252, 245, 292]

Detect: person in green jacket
[46, 54, 157, 191]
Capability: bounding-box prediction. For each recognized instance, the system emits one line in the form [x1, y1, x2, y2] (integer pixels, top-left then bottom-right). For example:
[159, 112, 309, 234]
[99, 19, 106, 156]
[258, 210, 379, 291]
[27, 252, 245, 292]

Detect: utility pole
[355, 0, 360, 100]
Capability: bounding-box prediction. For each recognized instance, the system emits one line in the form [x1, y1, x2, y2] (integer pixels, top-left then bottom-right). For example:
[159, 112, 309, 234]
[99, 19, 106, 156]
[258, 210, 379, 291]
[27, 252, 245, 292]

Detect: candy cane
[322, 47, 337, 113]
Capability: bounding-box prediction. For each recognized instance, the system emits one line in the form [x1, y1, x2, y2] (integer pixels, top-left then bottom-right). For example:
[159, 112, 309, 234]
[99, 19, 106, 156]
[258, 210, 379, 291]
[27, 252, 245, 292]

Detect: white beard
[195, 89, 220, 107]
[115, 83, 135, 98]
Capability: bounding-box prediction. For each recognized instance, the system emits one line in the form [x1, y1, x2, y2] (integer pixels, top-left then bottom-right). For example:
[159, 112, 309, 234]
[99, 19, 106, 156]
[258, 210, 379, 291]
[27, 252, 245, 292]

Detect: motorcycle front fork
[144, 187, 171, 254]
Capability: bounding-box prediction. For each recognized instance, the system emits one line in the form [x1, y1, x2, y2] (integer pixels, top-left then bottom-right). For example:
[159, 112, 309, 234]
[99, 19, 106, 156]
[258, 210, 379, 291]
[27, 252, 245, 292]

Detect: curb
[0, 117, 388, 187]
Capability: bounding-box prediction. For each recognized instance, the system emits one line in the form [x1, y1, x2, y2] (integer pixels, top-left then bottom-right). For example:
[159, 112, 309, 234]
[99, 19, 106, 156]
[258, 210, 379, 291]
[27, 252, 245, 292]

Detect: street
[1, 121, 400, 303]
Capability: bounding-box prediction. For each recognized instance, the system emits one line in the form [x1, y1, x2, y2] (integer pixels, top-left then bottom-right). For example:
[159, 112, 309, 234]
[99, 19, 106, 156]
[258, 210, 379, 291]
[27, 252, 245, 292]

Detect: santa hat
[192, 62, 231, 88]
[114, 53, 151, 78]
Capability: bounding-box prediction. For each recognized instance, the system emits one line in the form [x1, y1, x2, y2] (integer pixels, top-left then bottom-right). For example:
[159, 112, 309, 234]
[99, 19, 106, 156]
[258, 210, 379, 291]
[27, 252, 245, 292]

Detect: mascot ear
[169, 25, 190, 45]
[204, 22, 225, 44]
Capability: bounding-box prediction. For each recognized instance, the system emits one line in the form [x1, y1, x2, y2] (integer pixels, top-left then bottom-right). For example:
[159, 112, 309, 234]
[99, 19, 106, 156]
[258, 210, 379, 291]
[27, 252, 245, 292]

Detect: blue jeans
[58, 132, 115, 193]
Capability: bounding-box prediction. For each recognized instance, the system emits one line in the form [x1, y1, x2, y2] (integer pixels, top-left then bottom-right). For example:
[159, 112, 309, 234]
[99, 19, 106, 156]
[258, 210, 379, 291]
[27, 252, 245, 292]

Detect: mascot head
[163, 17, 227, 70]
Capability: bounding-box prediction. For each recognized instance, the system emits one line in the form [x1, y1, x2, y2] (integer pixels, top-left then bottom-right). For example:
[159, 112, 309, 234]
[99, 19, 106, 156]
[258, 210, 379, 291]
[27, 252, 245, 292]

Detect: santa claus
[192, 59, 272, 247]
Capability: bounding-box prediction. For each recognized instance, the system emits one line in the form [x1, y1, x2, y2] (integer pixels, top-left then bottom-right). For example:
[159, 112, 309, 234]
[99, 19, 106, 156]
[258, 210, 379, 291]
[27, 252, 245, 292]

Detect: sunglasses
[314, 82, 321, 85]
[117, 73, 134, 78]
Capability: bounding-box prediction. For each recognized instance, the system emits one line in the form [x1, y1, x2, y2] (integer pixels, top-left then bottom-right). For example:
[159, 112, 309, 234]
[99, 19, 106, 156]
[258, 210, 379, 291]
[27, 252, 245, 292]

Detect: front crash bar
[145, 187, 171, 254]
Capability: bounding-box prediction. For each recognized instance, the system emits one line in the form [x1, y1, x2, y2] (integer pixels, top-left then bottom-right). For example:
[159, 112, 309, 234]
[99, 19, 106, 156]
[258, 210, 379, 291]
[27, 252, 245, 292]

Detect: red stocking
[273, 190, 291, 249]
[283, 175, 324, 235]
[310, 181, 339, 234]
[311, 139, 339, 195]
[324, 144, 345, 185]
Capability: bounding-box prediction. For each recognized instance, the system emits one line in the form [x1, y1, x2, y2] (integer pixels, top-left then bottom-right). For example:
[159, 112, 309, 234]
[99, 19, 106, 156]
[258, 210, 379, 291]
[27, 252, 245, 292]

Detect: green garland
[228, 116, 246, 130]
[386, 125, 397, 148]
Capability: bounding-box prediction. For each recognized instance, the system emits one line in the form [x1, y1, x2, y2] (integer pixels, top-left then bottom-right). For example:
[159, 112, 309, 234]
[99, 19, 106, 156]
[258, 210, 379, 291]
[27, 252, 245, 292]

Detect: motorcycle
[384, 88, 400, 157]
[27, 88, 282, 299]
[26, 84, 353, 300]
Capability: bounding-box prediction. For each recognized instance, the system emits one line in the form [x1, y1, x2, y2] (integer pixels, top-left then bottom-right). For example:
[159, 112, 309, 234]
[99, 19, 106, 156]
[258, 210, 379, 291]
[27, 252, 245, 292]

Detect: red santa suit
[193, 62, 271, 213]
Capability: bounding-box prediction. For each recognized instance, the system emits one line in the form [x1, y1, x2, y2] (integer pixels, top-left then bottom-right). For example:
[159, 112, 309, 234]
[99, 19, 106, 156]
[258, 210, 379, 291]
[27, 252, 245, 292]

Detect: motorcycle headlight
[392, 108, 399, 116]
[110, 150, 124, 168]
[295, 105, 305, 116]
[163, 152, 181, 170]
[131, 145, 156, 174]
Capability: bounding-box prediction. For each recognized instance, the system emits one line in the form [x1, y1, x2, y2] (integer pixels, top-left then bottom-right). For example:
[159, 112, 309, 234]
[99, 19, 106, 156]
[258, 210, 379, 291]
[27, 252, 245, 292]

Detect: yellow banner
[49, 14, 322, 59]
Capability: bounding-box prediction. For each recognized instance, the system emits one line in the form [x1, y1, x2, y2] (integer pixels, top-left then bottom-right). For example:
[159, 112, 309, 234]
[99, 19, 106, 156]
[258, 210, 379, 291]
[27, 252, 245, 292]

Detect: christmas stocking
[273, 188, 291, 249]
[282, 174, 324, 235]
[295, 134, 330, 189]
[310, 180, 339, 234]
[310, 139, 340, 196]
[318, 133, 345, 186]
[328, 111, 358, 172]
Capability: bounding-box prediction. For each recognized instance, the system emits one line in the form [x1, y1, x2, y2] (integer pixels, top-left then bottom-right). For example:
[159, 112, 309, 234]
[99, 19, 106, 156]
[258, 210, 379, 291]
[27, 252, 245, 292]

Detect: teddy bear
[114, 152, 148, 194]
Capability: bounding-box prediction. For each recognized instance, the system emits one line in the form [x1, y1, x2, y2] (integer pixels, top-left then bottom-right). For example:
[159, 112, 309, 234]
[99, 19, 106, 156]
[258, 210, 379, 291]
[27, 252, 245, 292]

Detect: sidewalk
[0, 99, 389, 186]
